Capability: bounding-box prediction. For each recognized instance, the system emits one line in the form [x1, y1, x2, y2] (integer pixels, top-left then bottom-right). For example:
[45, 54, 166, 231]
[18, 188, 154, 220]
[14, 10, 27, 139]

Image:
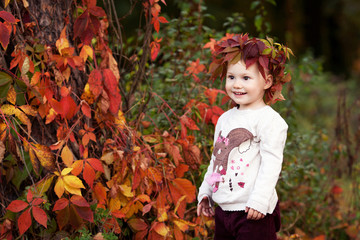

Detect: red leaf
[0, 11, 18, 23]
[53, 198, 69, 211]
[73, 10, 90, 40]
[83, 162, 96, 188]
[18, 209, 31, 235]
[32, 198, 44, 206]
[158, 16, 168, 23]
[81, 101, 92, 118]
[73, 205, 94, 223]
[56, 206, 70, 230]
[89, 6, 106, 17]
[26, 189, 33, 203]
[87, 158, 104, 172]
[61, 96, 78, 120]
[180, 115, 199, 131]
[32, 206, 48, 228]
[7, 200, 28, 213]
[204, 88, 219, 105]
[103, 69, 121, 115]
[71, 195, 90, 207]
[0, 22, 10, 49]
[88, 69, 103, 98]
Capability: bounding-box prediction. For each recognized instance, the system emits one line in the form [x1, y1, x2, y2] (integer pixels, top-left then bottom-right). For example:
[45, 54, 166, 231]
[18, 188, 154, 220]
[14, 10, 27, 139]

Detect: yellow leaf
[101, 151, 114, 165]
[80, 45, 93, 62]
[32, 143, 55, 171]
[81, 83, 96, 105]
[21, 56, 30, 74]
[153, 222, 169, 237]
[22, 0, 29, 8]
[157, 208, 168, 222]
[0, 104, 16, 115]
[54, 178, 65, 198]
[5, 0, 10, 8]
[15, 108, 32, 136]
[61, 145, 74, 167]
[56, 27, 70, 54]
[34, 175, 55, 196]
[61, 167, 73, 176]
[6, 86, 16, 105]
[115, 110, 126, 129]
[45, 108, 57, 124]
[173, 219, 189, 232]
[64, 182, 83, 196]
[109, 197, 121, 211]
[119, 184, 134, 197]
[19, 105, 37, 116]
[63, 175, 85, 189]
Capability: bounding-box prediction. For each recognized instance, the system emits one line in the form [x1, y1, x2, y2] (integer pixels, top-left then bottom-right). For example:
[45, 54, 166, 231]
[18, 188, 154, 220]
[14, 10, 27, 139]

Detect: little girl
[197, 34, 293, 240]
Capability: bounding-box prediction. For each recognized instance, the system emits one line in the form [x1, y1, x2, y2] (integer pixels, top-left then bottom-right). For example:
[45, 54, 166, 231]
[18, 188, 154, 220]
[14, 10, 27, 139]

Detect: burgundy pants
[214, 203, 280, 240]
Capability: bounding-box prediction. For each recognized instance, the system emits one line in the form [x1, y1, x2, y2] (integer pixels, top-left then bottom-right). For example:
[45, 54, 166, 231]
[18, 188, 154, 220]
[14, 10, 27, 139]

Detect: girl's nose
[233, 79, 242, 88]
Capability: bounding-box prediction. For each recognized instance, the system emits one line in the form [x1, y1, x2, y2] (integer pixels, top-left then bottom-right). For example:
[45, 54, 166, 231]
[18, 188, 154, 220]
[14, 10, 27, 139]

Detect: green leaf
[11, 151, 33, 190]
[254, 15, 263, 32]
[250, 1, 261, 10]
[0, 71, 12, 102]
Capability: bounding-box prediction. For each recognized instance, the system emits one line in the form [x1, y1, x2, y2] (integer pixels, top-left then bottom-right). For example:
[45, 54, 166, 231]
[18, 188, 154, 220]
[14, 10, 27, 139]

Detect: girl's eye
[227, 75, 235, 80]
[243, 76, 250, 80]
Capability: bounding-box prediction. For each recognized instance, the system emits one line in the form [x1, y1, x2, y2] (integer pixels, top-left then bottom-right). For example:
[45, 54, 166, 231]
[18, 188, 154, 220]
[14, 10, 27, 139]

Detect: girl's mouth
[233, 92, 246, 95]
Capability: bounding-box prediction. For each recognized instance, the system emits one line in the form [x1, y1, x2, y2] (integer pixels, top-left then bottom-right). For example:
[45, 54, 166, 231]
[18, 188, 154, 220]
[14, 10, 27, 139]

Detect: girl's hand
[245, 207, 265, 220]
[197, 196, 215, 217]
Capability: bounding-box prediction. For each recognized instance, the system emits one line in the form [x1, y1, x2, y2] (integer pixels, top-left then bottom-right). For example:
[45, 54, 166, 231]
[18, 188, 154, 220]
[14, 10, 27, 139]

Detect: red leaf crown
[206, 33, 293, 105]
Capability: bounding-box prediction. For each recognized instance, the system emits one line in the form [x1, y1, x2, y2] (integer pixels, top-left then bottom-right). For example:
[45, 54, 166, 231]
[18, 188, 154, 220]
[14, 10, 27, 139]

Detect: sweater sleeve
[197, 112, 224, 206]
[197, 155, 215, 206]
[246, 113, 288, 214]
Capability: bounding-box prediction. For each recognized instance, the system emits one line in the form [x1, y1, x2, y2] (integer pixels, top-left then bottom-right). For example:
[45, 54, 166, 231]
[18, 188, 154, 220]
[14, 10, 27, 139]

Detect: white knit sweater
[198, 106, 288, 215]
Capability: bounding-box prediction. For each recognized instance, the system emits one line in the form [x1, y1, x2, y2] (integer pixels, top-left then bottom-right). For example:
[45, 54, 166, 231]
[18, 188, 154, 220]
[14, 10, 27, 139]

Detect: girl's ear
[264, 74, 273, 90]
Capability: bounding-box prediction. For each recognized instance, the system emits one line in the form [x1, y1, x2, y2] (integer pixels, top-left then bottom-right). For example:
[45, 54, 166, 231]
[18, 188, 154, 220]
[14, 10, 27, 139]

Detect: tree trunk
[28, 0, 73, 45]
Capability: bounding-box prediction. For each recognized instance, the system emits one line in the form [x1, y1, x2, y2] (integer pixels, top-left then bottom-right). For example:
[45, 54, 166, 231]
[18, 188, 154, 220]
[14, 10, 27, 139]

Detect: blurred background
[113, 0, 360, 239]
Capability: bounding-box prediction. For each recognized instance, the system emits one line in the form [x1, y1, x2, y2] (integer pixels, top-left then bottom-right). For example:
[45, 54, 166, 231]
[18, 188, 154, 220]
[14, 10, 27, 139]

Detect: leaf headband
[205, 33, 294, 105]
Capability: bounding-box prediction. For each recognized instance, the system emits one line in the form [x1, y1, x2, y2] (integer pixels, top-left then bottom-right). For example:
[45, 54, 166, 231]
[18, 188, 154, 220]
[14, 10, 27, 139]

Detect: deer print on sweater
[206, 128, 254, 192]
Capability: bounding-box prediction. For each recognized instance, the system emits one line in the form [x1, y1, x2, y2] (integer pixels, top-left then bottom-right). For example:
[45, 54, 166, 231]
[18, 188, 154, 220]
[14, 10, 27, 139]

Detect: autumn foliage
[0, 0, 210, 239]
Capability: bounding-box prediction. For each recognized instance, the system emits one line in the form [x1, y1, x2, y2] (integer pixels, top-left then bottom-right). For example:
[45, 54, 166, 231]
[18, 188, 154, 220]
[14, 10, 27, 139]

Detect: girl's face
[225, 60, 272, 110]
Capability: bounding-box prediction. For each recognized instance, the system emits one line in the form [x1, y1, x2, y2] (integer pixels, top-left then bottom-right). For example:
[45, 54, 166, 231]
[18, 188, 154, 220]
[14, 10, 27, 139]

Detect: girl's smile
[225, 60, 273, 110]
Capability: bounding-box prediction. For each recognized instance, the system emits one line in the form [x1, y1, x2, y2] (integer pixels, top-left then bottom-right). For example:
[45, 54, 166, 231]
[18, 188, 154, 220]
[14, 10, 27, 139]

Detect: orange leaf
[32, 206, 47, 228]
[18, 208, 31, 235]
[71, 160, 84, 176]
[128, 218, 148, 232]
[313, 235, 326, 240]
[94, 182, 107, 205]
[83, 162, 96, 188]
[152, 222, 169, 237]
[26, 189, 33, 203]
[171, 178, 196, 203]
